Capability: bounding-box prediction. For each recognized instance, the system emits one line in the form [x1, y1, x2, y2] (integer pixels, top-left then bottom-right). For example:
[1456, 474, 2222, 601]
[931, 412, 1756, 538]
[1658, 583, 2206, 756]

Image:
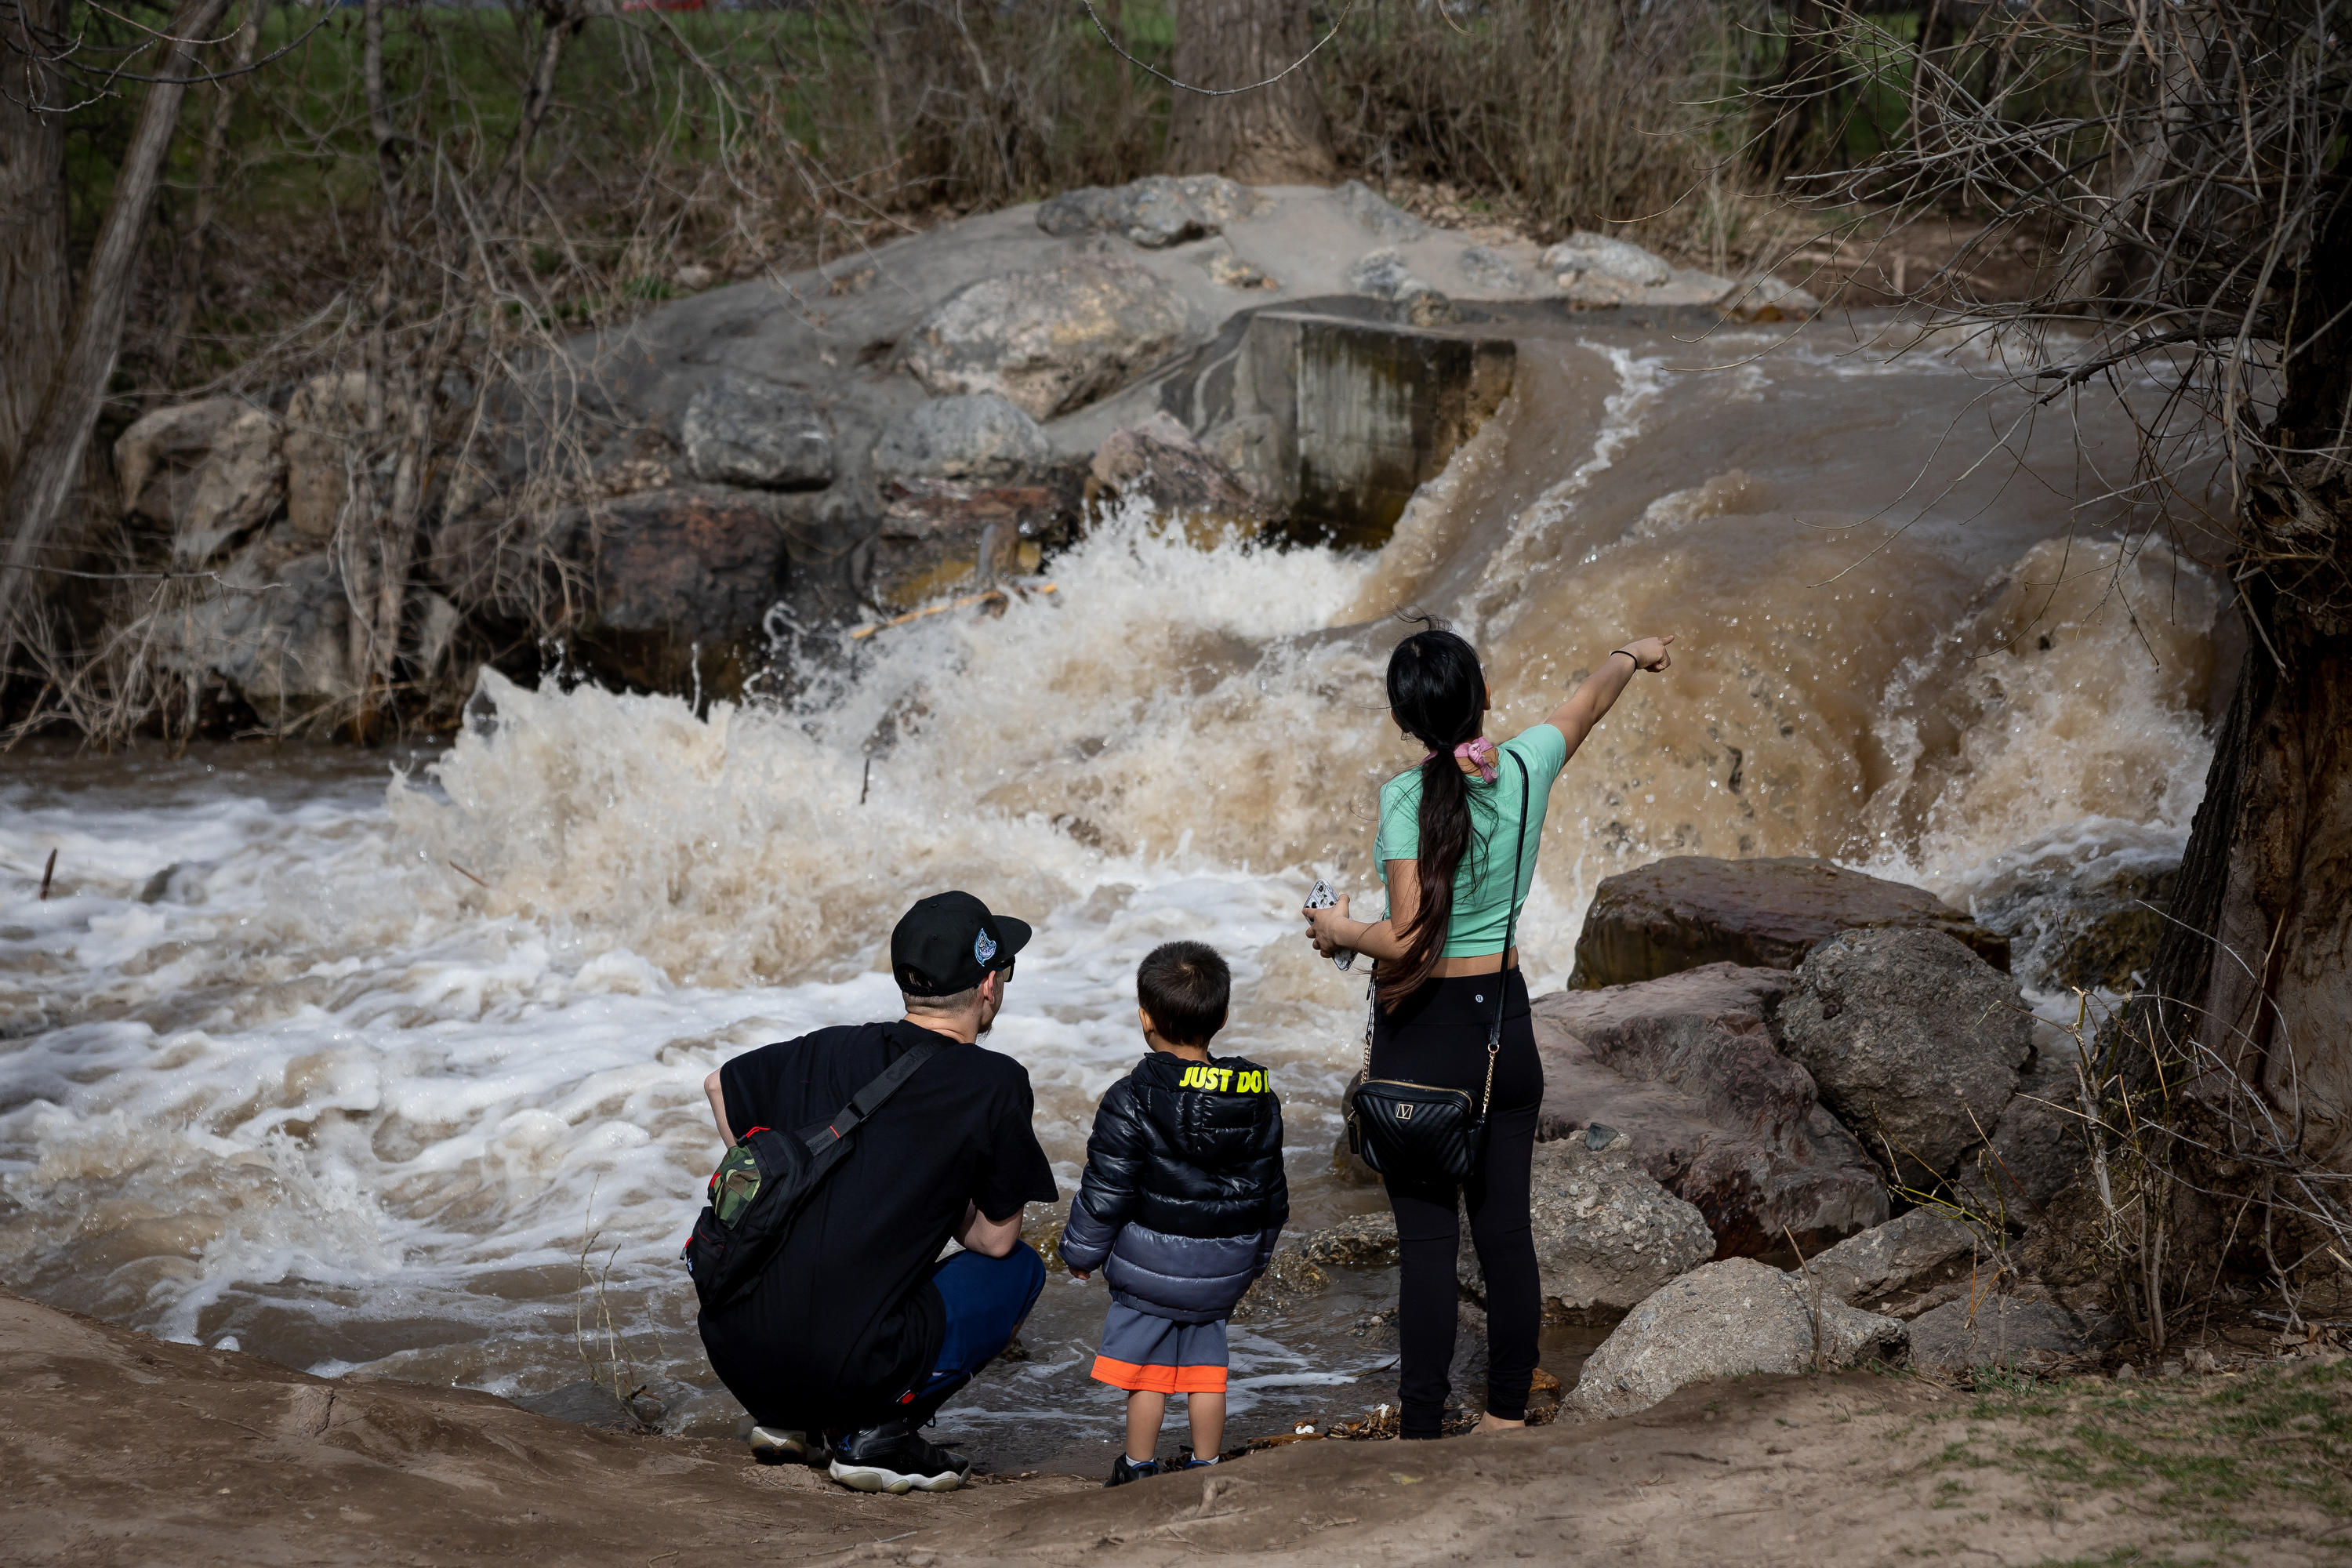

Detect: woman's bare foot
[1474, 1412, 1526, 1435]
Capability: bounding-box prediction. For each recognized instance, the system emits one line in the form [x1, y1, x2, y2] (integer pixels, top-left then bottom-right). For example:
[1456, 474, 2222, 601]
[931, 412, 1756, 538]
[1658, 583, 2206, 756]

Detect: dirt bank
[7, 1285, 2340, 1566]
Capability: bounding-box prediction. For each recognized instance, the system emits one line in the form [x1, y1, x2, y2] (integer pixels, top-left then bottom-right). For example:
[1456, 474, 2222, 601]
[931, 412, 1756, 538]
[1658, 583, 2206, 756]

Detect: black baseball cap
[890, 891, 1032, 996]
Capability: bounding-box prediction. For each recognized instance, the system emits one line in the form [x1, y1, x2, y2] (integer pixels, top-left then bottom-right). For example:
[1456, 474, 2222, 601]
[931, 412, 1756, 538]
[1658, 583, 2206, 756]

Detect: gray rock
[1088, 412, 1268, 521]
[1906, 1294, 2121, 1374]
[1778, 928, 2035, 1184]
[904, 255, 1191, 420]
[1801, 1207, 1980, 1305]
[1543, 231, 1672, 289]
[1458, 1131, 1715, 1315]
[1348, 247, 1425, 302]
[681, 372, 834, 490]
[871, 393, 1051, 483]
[1336, 180, 1428, 242]
[1960, 1044, 2089, 1212]
[1299, 1213, 1399, 1268]
[1534, 964, 1889, 1257]
[1565, 1257, 1908, 1421]
[283, 371, 372, 542]
[1034, 174, 1261, 249]
[166, 528, 358, 725]
[115, 399, 286, 568]
[1457, 245, 1531, 295]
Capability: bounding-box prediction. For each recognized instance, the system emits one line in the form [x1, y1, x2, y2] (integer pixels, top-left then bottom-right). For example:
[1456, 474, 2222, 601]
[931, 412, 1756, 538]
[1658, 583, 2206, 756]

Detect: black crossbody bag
[1345, 753, 1530, 1185]
[681, 1033, 943, 1313]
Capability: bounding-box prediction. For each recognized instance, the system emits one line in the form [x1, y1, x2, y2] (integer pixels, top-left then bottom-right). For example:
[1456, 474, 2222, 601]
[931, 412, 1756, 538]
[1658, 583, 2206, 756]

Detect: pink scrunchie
[1425, 736, 1500, 783]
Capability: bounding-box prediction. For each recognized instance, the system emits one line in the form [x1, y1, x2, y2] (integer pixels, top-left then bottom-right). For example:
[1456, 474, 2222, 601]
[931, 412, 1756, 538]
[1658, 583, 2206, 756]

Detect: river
[0, 312, 2226, 1464]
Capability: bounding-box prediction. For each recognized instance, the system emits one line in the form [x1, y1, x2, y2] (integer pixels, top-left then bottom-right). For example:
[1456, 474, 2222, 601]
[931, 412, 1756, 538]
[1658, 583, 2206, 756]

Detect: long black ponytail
[1380, 619, 1486, 1004]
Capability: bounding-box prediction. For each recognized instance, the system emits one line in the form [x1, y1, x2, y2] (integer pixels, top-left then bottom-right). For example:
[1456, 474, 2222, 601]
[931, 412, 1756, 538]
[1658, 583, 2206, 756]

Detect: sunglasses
[993, 956, 1016, 982]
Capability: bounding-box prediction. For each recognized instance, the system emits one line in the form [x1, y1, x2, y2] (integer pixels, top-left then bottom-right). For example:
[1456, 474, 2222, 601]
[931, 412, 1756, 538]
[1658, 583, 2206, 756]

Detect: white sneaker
[749, 1425, 826, 1465]
[826, 1420, 971, 1494]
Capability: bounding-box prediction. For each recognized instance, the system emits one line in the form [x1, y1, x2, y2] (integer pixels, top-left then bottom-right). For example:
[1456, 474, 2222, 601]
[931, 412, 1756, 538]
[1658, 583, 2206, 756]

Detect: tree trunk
[2142, 191, 2352, 1163]
[0, 0, 236, 661]
[1162, 0, 1337, 184]
[0, 0, 72, 491]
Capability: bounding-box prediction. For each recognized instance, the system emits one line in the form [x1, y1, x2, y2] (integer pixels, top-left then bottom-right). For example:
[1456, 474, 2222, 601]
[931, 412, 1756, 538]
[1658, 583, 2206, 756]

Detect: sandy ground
[6, 1285, 2334, 1567]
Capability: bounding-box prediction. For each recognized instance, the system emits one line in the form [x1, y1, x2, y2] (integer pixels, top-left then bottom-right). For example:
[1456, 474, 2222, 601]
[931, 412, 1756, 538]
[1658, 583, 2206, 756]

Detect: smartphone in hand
[1305, 879, 1358, 971]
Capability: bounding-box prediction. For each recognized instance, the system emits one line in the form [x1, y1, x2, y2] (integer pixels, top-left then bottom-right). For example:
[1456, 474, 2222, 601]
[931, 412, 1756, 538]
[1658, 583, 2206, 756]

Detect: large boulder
[1543, 231, 1673, 289]
[1533, 964, 1889, 1255]
[114, 399, 285, 568]
[1457, 1128, 1715, 1315]
[1034, 174, 1263, 249]
[680, 373, 834, 490]
[871, 393, 1051, 484]
[283, 371, 373, 542]
[1334, 180, 1427, 242]
[1569, 855, 2010, 989]
[164, 526, 358, 726]
[1564, 1257, 1908, 1421]
[1906, 1294, 2121, 1374]
[1800, 1207, 1980, 1305]
[1958, 1043, 2089, 1212]
[1779, 927, 2035, 1183]
[1087, 412, 1269, 523]
[902, 256, 1191, 420]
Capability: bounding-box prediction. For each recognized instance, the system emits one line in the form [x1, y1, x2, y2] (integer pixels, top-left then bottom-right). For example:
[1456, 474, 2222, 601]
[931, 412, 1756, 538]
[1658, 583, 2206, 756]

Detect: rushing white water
[0, 315, 2229, 1454]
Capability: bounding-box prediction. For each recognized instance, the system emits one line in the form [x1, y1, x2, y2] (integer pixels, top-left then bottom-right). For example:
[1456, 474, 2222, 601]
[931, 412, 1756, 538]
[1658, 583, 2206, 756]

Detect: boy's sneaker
[748, 1426, 826, 1466]
[1182, 1455, 1221, 1468]
[827, 1420, 971, 1494]
[1105, 1454, 1161, 1487]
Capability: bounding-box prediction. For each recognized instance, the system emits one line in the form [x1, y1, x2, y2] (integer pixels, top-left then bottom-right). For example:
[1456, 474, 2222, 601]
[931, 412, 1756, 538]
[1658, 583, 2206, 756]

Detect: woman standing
[1304, 621, 1674, 1439]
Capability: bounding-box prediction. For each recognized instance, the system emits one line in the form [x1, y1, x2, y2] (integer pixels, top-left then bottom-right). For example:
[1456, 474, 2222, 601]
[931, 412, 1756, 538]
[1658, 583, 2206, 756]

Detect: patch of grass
[1927, 1358, 2352, 1552]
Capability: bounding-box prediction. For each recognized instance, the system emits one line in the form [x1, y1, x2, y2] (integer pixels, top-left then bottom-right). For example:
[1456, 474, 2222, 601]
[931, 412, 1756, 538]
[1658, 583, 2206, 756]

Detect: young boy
[1058, 940, 1287, 1486]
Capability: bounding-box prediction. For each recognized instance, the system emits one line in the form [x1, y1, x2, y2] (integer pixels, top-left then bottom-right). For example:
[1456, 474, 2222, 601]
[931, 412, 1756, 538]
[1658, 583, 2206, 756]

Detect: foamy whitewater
[0, 318, 2230, 1452]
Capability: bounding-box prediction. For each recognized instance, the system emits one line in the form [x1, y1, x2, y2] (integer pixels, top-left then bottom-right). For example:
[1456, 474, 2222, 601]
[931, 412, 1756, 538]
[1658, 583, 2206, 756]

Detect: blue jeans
[903, 1242, 1045, 1425]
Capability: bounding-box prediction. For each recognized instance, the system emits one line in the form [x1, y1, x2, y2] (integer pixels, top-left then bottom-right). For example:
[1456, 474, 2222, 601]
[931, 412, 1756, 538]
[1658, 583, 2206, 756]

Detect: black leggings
[1370, 969, 1543, 1439]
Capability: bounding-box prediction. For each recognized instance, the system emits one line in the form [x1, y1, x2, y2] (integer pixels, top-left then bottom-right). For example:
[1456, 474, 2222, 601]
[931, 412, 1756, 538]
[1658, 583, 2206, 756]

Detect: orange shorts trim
[1089, 1355, 1229, 1395]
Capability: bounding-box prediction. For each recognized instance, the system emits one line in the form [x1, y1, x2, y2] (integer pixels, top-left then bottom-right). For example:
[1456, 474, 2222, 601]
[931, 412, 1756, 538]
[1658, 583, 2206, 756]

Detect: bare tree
[0, 0, 237, 666]
[0, 0, 71, 490]
[1800, 0, 2352, 1221]
[1162, 0, 1338, 182]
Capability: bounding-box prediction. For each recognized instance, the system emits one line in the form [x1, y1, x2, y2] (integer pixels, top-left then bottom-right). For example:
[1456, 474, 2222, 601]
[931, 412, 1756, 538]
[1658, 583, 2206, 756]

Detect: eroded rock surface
[904, 255, 1191, 419]
[1780, 927, 2035, 1183]
[1035, 173, 1265, 248]
[1960, 1044, 2089, 1212]
[681, 372, 834, 490]
[115, 398, 286, 568]
[1570, 855, 2010, 989]
[1544, 231, 1673, 289]
[1974, 851, 2180, 994]
[1299, 1213, 1400, 1268]
[1564, 1257, 1907, 1421]
[1087, 412, 1269, 522]
[1801, 1207, 1980, 1305]
[871, 392, 1051, 483]
[1457, 1129, 1714, 1315]
[1533, 964, 1889, 1255]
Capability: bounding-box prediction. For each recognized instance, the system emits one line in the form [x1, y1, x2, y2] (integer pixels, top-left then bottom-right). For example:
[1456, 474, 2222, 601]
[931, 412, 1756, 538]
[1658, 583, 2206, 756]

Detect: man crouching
[697, 891, 1058, 1493]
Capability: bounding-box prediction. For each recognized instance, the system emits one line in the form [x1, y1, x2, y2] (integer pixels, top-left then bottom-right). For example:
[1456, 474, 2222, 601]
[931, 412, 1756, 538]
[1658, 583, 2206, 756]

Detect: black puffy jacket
[1058, 1051, 1288, 1322]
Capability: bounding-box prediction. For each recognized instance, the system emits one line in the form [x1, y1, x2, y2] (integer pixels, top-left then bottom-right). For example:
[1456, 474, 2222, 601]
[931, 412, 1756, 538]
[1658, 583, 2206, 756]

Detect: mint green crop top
[1374, 724, 1569, 956]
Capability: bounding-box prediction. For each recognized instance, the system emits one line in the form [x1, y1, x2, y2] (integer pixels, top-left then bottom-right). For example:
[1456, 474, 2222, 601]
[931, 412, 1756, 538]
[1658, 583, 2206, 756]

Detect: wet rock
[1801, 1207, 1980, 1305]
[1230, 1248, 1330, 1323]
[866, 477, 1068, 610]
[283, 371, 373, 542]
[1335, 180, 1427, 242]
[871, 393, 1051, 484]
[1534, 964, 1889, 1256]
[115, 400, 286, 568]
[1719, 275, 1822, 321]
[1780, 927, 2035, 1184]
[1569, 855, 2010, 989]
[1973, 853, 2180, 994]
[1543, 231, 1673, 289]
[1457, 1130, 1715, 1316]
[1958, 1044, 2089, 1213]
[903, 255, 1192, 420]
[1087, 412, 1269, 522]
[1035, 174, 1263, 249]
[681, 373, 834, 491]
[1564, 1257, 1908, 1421]
[1300, 1213, 1399, 1268]
[1906, 1294, 2122, 1374]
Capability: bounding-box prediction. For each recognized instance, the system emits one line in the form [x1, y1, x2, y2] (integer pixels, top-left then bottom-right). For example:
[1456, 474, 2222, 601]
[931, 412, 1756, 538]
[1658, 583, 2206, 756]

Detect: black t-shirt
[698, 1019, 1058, 1430]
